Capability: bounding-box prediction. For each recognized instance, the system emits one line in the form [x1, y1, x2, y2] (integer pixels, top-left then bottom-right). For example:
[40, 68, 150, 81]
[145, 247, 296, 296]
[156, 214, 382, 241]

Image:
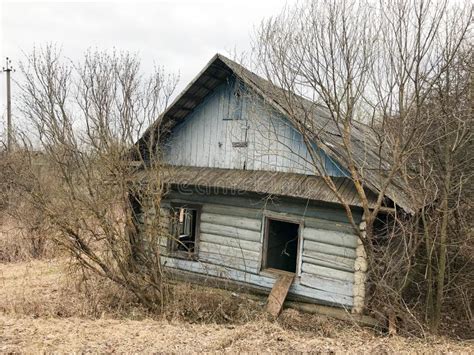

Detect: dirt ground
[1, 260, 473, 353]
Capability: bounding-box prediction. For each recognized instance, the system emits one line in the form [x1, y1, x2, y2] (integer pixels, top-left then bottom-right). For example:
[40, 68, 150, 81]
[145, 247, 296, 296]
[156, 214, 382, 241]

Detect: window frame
[168, 203, 202, 260]
[261, 213, 303, 276]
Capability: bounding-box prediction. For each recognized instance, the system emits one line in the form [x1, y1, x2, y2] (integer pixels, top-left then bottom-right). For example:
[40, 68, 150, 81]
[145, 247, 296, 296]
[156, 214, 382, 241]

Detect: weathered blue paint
[163, 78, 346, 176]
[153, 76, 362, 309]
[159, 189, 361, 308]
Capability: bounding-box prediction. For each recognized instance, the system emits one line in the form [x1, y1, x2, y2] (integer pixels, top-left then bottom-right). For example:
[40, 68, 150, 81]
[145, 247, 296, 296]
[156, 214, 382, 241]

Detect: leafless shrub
[405, 47, 473, 335]
[0, 150, 60, 262]
[8, 45, 178, 311]
[253, 0, 472, 335]
[0, 215, 57, 263]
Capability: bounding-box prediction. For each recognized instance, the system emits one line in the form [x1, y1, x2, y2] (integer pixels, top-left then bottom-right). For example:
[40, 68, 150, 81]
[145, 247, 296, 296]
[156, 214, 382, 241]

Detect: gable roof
[137, 54, 415, 213]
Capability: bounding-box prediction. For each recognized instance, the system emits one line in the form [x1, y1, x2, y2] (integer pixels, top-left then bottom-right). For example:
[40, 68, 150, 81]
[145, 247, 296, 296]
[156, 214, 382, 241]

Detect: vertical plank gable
[162, 80, 347, 177]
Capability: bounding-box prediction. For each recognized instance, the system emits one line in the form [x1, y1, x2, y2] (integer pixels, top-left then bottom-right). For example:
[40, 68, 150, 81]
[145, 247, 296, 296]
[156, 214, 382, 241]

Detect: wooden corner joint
[352, 215, 368, 315]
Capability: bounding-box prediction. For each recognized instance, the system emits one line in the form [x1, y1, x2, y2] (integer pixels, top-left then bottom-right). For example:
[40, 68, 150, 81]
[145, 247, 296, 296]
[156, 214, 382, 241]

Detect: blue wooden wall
[162, 79, 347, 177]
[158, 190, 362, 308]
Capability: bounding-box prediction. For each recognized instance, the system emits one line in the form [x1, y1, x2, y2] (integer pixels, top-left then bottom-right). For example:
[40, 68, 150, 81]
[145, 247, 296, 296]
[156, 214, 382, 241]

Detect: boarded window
[263, 218, 300, 273]
[224, 81, 243, 121]
[169, 205, 200, 258]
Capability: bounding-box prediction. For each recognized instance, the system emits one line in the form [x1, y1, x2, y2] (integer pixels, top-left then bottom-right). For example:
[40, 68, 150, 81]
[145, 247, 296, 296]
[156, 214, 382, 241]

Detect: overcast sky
[0, 0, 288, 137]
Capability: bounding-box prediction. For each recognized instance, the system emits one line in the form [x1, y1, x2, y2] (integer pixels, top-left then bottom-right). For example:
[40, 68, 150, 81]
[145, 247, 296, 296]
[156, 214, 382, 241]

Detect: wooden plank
[200, 212, 261, 232]
[303, 216, 355, 234]
[302, 252, 355, 272]
[388, 311, 397, 336]
[199, 241, 260, 260]
[168, 196, 354, 238]
[285, 301, 380, 328]
[303, 239, 356, 259]
[200, 222, 261, 242]
[203, 203, 263, 219]
[199, 252, 259, 272]
[158, 236, 169, 248]
[301, 262, 355, 282]
[200, 232, 261, 253]
[164, 191, 360, 224]
[303, 228, 358, 248]
[299, 272, 354, 297]
[266, 274, 294, 317]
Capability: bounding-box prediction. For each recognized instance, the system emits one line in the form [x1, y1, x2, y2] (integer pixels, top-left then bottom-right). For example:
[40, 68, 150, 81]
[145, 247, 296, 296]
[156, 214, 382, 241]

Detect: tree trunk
[432, 149, 452, 332]
[421, 209, 434, 324]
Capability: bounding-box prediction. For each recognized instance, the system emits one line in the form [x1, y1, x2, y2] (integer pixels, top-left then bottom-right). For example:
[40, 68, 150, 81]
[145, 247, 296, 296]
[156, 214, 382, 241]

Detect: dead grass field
[1, 259, 473, 353]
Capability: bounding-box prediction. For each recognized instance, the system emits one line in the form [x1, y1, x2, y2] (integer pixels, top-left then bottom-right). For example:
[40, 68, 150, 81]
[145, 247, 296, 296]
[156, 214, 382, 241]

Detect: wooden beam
[197, 82, 218, 92]
[266, 274, 294, 317]
[174, 106, 193, 112]
[204, 72, 227, 82]
[181, 92, 207, 102]
[388, 311, 397, 336]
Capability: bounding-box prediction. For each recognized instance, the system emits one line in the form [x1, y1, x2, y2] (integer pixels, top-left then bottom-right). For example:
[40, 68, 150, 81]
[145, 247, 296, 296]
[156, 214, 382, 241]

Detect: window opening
[169, 206, 200, 257]
[263, 218, 300, 273]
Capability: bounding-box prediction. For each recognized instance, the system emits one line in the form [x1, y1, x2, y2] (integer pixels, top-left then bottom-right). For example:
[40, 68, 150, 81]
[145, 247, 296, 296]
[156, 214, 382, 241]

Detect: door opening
[264, 218, 300, 273]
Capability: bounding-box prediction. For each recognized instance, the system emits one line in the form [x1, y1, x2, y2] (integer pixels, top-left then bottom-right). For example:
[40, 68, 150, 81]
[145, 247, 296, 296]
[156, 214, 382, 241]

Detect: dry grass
[3, 315, 472, 354]
[0, 258, 150, 319]
[0, 215, 33, 262]
[164, 282, 263, 324]
[1, 259, 473, 353]
[0, 214, 58, 263]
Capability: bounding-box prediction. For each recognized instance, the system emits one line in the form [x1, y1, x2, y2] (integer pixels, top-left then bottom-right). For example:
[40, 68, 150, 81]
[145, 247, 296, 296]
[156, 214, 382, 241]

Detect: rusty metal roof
[153, 166, 379, 208]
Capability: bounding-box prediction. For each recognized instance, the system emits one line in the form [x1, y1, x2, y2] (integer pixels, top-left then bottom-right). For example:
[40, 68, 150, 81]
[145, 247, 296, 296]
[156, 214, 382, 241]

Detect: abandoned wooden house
[132, 54, 413, 316]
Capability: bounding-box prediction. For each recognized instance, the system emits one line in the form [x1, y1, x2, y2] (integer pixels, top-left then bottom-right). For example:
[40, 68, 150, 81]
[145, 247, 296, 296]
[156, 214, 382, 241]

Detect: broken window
[263, 218, 300, 273]
[169, 205, 200, 258]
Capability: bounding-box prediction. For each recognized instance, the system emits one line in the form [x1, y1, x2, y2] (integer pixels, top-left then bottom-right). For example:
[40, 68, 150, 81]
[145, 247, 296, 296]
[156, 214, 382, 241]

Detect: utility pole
[2, 57, 13, 152]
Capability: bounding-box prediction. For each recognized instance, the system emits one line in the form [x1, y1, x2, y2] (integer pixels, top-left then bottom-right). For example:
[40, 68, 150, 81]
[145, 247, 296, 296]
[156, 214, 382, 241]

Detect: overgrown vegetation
[2, 259, 473, 353]
[0, 0, 472, 340]
[0, 259, 262, 323]
[0, 151, 59, 262]
[253, 0, 472, 335]
[1, 46, 178, 311]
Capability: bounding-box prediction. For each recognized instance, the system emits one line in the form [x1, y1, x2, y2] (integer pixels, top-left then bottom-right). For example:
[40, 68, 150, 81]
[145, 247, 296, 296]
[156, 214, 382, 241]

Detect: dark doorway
[264, 218, 300, 273]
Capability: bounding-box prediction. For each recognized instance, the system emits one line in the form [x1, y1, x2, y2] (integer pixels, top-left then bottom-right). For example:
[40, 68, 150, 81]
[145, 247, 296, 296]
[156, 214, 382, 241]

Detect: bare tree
[8, 45, 178, 310]
[253, 0, 472, 331]
[412, 48, 473, 331]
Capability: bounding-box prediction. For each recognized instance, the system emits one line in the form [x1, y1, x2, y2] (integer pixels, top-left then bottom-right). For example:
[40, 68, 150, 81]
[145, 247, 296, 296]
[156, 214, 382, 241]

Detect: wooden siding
[159, 190, 361, 308]
[162, 80, 346, 176]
